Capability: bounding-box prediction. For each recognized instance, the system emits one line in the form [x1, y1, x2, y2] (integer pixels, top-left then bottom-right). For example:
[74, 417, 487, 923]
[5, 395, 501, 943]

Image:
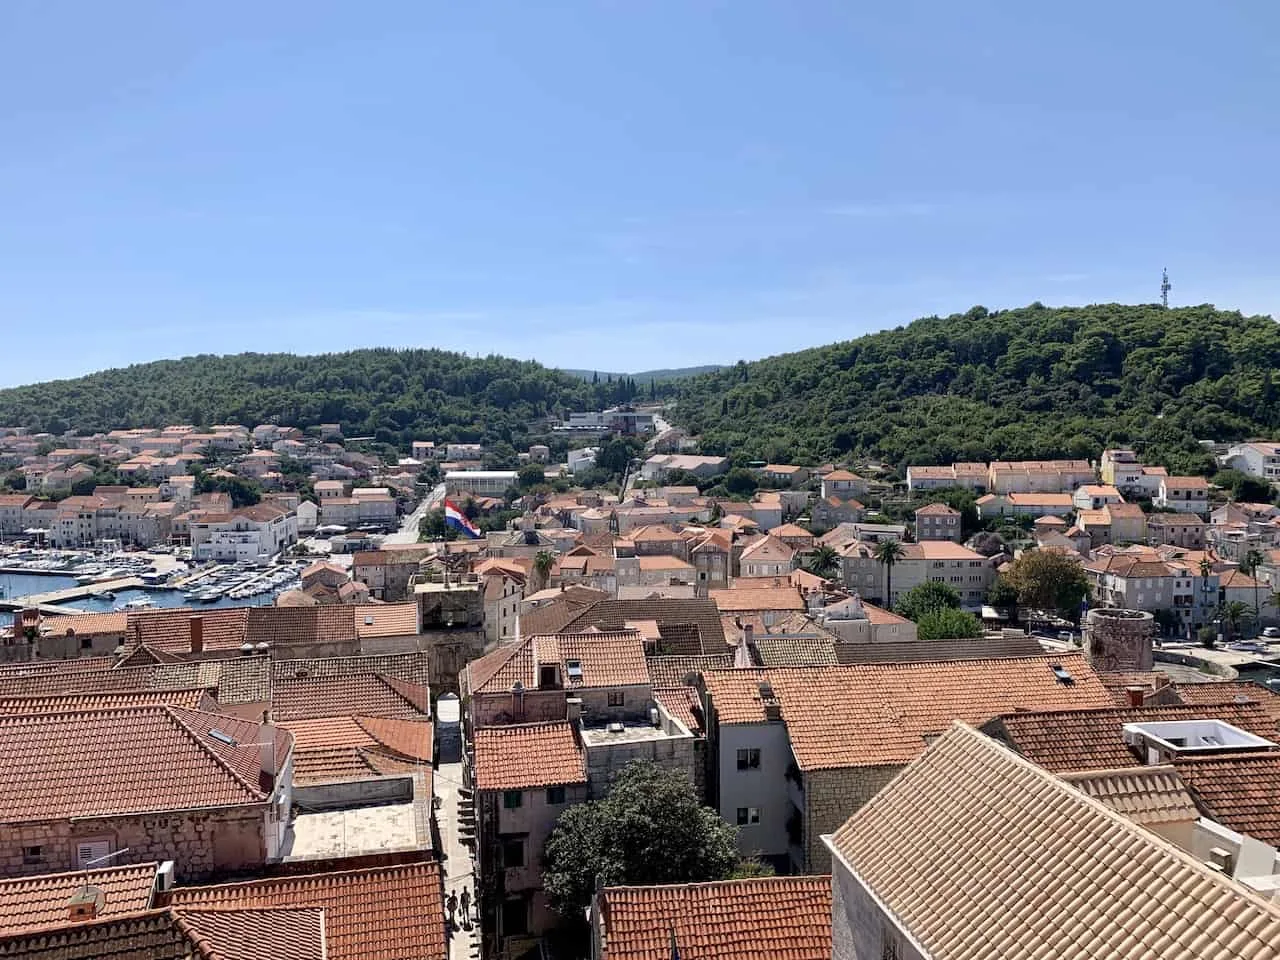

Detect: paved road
[435, 759, 480, 960]
[384, 484, 446, 545]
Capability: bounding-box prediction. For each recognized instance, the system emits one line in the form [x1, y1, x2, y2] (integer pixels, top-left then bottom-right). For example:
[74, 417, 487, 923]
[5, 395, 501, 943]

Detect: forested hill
[671, 303, 1280, 473]
[0, 348, 654, 446]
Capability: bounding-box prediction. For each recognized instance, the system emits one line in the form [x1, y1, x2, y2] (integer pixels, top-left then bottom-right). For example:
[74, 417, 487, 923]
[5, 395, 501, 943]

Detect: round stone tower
[1083, 608, 1156, 672]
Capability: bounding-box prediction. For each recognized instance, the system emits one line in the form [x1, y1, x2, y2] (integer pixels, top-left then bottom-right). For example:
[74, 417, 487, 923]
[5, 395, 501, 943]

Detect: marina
[0, 547, 304, 614]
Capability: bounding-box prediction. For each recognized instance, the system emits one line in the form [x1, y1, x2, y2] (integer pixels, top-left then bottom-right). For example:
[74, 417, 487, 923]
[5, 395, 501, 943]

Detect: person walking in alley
[447, 889, 458, 928]
[460, 887, 472, 926]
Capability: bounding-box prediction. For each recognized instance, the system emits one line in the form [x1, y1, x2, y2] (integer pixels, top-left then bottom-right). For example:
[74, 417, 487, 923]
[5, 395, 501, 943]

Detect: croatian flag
[443, 499, 481, 539]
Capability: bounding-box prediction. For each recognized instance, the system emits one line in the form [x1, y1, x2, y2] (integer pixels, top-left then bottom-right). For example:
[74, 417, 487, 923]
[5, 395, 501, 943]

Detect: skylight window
[209, 729, 237, 746]
[566, 659, 583, 681]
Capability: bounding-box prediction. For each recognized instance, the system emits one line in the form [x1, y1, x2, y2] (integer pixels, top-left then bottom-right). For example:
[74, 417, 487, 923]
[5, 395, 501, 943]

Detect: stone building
[1083, 607, 1155, 672]
[0, 704, 292, 881]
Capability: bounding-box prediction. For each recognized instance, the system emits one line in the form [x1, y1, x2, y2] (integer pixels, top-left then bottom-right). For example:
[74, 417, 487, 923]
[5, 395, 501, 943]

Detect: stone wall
[832, 859, 927, 960]
[583, 729, 696, 794]
[803, 765, 903, 874]
[1084, 608, 1155, 672]
[2, 806, 269, 881]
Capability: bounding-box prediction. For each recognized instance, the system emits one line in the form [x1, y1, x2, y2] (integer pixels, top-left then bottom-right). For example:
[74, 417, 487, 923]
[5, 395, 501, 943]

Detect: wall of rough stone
[1084, 608, 1155, 672]
[803, 765, 903, 874]
[1, 807, 268, 881]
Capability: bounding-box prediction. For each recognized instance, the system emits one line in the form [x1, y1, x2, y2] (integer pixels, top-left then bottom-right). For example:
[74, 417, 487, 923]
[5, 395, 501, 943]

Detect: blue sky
[1, 1, 1277, 386]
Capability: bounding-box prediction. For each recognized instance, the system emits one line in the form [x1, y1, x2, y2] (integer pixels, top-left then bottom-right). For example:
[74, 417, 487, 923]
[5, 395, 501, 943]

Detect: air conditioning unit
[155, 861, 176, 892]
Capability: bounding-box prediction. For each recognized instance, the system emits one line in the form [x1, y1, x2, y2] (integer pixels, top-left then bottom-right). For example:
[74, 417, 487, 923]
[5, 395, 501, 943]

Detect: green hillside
[0, 348, 648, 448]
[671, 303, 1280, 473]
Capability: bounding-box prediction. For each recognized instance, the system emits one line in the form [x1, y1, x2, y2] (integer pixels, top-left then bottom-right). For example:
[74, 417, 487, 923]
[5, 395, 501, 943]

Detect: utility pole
[1160, 268, 1171, 309]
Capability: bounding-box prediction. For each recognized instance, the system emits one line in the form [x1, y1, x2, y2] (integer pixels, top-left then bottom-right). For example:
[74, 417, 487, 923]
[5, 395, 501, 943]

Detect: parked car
[1264, 627, 1280, 639]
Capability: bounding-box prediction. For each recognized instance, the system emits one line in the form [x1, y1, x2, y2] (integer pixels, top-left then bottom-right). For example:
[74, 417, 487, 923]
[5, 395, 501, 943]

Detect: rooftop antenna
[1160, 268, 1171, 309]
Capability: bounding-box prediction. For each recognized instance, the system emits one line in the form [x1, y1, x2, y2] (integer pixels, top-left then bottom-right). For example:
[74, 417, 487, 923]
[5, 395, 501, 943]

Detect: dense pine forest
[0, 304, 1276, 473]
[0, 349, 659, 448]
[670, 303, 1280, 473]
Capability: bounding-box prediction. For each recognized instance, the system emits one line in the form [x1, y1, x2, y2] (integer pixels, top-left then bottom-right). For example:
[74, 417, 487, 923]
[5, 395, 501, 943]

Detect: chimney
[66, 885, 104, 923]
[259, 717, 277, 791]
[567, 697, 583, 722]
[1207, 847, 1235, 874]
[1125, 686, 1146, 708]
[189, 615, 204, 655]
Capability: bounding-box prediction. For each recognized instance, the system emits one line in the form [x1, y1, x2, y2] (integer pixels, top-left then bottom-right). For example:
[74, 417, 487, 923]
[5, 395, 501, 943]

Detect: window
[76, 841, 110, 870]
[503, 790, 523, 809]
[607, 690, 624, 708]
[546, 785, 566, 805]
[502, 838, 525, 868]
[736, 806, 761, 825]
[502, 897, 529, 937]
[22, 846, 42, 865]
[736, 748, 761, 770]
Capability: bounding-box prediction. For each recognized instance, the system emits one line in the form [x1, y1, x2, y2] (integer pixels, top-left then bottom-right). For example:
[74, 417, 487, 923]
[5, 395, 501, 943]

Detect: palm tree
[532, 550, 556, 594]
[1222, 600, 1252, 640]
[806, 544, 841, 580]
[1241, 548, 1265, 633]
[873, 538, 906, 607]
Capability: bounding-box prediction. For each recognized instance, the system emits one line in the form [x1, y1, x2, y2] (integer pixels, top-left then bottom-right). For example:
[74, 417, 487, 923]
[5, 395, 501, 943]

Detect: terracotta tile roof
[175, 907, 326, 960]
[557, 632, 650, 688]
[646, 654, 733, 687]
[628, 524, 684, 542]
[831, 635, 1043, 664]
[985, 702, 1280, 773]
[1173, 680, 1280, 727]
[860, 602, 912, 626]
[771, 522, 815, 538]
[634, 555, 695, 572]
[352, 603, 419, 638]
[827, 723, 1280, 960]
[824, 469, 862, 481]
[271, 674, 429, 721]
[656, 621, 714, 655]
[708, 586, 805, 613]
[462, 642, 529, 696]
[40, 612, 128, 636]
[0, 706, 279, 822]
[246, 606, 356, 646]
[738, 536, 796, 564]
[753, 635, 838, 667]
[1163, 474, 1210, 489]
[0, 688, 213, 714]
[0, 864, 159, 936]
[704, 653, 1112, 770]
[561, 599, 727, 648]
[597, 877, 831, 960]
[126, 608, 250, 653]
[472, 722, 587, 790]
[654, 687, 703, 734]
[1173, 752, 1280, 845]
[0, 910, 199, 960]
[913, 502, 959, 516]
[272, 651, 428, 685]
[518, 595, 603, 636]
[167, 862, 447, 960]
[912, 540, 986, 561]
[1058, 765, 1200, 825]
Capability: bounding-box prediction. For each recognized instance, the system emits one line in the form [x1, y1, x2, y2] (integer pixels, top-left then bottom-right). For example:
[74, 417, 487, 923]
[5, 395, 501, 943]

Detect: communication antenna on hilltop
[1160, 268, 1171, 309]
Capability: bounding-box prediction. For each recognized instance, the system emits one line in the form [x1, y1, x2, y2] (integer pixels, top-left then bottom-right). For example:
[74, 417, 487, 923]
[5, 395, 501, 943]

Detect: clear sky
[1, 1, 1277, 386]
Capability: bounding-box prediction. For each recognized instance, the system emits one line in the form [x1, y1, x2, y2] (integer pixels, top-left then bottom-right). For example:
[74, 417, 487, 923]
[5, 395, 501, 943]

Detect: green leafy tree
[1241, 548, 1265, 628]
[723, 467, 758, 498]
[1213, 469, 1274, 505]
[542, 761, 738, 920]
[806, 544, 841, 579]
[873, 539, 905, 606]
[517, 464, 547, 489]
[895, 581, 961, 622]
[1222, 600, 1253, 640]
[916, 607, 983, 640]
[986, 576, 1020, 613]
[532, 549, 556, 593]
[1003, 549, 1091, 622]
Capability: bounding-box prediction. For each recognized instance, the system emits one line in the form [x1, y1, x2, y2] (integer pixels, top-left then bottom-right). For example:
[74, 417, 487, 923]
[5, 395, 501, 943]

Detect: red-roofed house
[0, 706, 293, 880]
[473, 722, 589, 948]
[1155, 475, 1211, 515]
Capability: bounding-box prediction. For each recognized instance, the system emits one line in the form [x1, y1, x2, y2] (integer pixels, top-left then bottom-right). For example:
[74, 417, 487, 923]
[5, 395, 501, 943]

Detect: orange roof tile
[914, 502, 959, 516]
[0, 863, 159, 935]
[0, 688, 212, 714]
[828, 723, 1280, 960]
[1058, 765, 1199, 826]
[708, 586, 804, 613]
[352, 603, 419, 638]
[472, 722, 587, 790]
[986, 702, 1279, 772]
[704, 654, 1112, 770]
[654, 686, 704, 734]
[168, 862, 447, 960]
[271, 674, 429, 722]
[175, 906, 326, 960]
[555, 631, 651, 688]
[1173, 752, 1280, 845]
[39, 611, 128, 636]
[598, 877, 831, 960]
[0, 706, 280, 822]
